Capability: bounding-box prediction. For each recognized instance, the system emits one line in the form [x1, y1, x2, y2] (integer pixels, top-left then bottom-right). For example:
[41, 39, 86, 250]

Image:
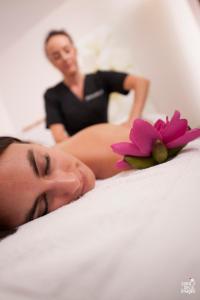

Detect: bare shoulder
[56, 123, 130, 178]
[76, 123, 129, 141]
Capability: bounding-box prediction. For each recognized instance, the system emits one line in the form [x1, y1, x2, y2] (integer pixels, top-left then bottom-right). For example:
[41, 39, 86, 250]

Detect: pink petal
[165, 110, 180, 126]
[166, 128, 200, 148]
[170, 110, 181, 122]
[116, 159, 131, 169]
[111, 142, 146, 157]
[130, 119, 161, 155]
[154, 119, 166, 131]
[162, 119, 188, 143]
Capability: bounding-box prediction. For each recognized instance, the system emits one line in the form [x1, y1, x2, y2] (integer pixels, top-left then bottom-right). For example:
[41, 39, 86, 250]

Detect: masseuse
[44, 30, 150, 143]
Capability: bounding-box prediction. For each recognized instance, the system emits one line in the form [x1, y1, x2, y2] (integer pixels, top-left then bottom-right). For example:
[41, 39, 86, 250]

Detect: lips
[63, 62, 73, 69]
[72, 170, 84, 202]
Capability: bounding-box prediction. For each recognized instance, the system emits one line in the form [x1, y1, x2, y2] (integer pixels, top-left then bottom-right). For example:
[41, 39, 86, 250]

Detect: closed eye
[64, 48, 70, 53]
[26, 152, 51, 223]
[27, 195, 49, 222]
[41, 194, 49, 217]
[44, 154, 50, 175]
[52, 53, 61, 60]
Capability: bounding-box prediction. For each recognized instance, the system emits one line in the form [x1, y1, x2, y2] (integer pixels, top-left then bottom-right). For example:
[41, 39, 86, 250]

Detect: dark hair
[44, 29, 74, 47]
[0, 136, 23, 155]
[0, 136, 25, 240]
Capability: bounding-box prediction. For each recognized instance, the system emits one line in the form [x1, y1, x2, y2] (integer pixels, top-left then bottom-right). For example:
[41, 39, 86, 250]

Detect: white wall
[113, 0, 200, 126]
[0, 0, 66, 54]
[0, 91, 15, 135]
[0, 0, 200, 133]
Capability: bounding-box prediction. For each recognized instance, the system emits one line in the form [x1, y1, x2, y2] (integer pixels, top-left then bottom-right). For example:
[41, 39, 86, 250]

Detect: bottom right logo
[181, 277, 196, 294]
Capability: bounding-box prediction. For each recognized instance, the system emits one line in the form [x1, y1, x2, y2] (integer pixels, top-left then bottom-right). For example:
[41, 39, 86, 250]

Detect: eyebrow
[51, 46, 70, 55]
[27, 149, 39, 177]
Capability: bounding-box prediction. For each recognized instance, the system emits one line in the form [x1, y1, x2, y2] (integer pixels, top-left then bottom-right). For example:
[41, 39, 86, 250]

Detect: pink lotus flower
[111, 111, 200, 169]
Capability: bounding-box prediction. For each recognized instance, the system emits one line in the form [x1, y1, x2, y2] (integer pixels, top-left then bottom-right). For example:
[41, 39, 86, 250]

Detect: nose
[61, 51, 69, 62]
[46, 171, 81, 210]
[51, 171, 81, 196]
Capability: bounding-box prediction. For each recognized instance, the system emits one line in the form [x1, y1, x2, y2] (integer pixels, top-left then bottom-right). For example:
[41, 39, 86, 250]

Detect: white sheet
[0, 139, 200, 300]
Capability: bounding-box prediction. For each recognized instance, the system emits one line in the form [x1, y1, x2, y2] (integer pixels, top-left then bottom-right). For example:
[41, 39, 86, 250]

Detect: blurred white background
[0, 0, 200, 143]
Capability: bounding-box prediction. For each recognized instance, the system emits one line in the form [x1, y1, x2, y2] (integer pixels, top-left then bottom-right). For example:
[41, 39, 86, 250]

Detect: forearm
[50, 124, 70, 143]
[54, 133, 69, 144]
[57, 123, 130, 179]
[127, 77, 150, 124]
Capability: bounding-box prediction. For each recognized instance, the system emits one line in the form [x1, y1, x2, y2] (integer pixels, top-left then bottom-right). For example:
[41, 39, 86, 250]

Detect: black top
[44, 70, 129, 136]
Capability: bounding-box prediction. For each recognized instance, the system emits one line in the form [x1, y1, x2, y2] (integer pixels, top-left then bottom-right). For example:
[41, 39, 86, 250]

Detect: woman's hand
[50, 124, 70, 143]
[120, 120, 134, 128]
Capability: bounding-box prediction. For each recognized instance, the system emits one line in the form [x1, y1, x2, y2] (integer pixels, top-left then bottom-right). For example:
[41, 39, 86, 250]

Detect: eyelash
[54, 55, 60, 60]
[44, 155, 50, 175]
[42, 194, 49, 217]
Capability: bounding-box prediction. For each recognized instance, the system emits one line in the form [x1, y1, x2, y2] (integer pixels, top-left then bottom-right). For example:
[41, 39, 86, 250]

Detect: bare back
[56, 123, 130, 179]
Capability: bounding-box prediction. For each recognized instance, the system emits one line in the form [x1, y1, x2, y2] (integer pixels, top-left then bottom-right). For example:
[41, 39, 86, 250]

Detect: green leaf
[167, 145, 185, 158]
[124, 156, 156, 169]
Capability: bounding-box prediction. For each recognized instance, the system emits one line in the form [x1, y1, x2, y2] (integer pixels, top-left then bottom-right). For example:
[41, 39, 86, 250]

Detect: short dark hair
[0, 136, 23, 155]
[44, 29, 74, 46]
[0, 136, 25, 240]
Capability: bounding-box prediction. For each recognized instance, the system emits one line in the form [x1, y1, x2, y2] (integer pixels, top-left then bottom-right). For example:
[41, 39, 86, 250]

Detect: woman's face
[0, 143, 95, 228]
[45, 34, 78, 76]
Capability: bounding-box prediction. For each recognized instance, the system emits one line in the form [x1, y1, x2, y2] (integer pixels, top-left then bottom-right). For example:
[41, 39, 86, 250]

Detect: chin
[64, 66, 77, 76]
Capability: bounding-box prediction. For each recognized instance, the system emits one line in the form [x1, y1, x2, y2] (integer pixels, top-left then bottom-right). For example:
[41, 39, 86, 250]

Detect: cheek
[55, 61, 63, 69]
[71, 51, 77, 61]
[50, 58, 62, 68]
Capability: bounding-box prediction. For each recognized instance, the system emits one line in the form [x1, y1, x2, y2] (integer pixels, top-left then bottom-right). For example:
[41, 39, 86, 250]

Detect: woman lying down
[0, 123, 130, 235]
